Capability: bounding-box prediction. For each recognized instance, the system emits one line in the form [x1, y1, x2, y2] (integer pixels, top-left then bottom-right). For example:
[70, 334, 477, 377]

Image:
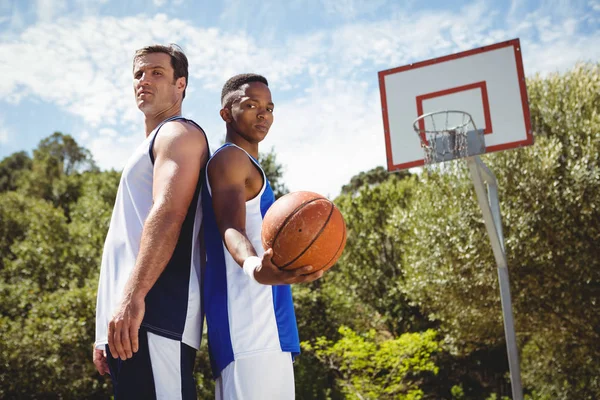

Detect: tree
[0, 192, 72, 292]
[0, 151, 32, 192]
[67, 170, 121, 279]
[0, 134, 114, 399]
[16, 132, 98, 217]
[0, 282, 108, 399]
[34, 131, 97, 176]
[340, 166, 409, 195]
[303, 327, 442, 399]
[292, 168, 438, 399]
[259, 147, 289, 198]
[333, 169, 428, 335]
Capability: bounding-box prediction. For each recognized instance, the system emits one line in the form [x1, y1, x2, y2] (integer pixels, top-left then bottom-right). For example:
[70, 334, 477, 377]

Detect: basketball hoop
[380, 40, 529, 400]
[412, 110, 480, 165]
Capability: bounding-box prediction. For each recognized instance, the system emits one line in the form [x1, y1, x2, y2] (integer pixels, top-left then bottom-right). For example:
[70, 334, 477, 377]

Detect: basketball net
[412, 110, 476, 166]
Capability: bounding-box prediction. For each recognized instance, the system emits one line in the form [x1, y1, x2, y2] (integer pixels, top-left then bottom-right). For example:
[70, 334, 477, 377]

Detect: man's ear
[220, 108, 232, 123]
[176, 77, 186, 93]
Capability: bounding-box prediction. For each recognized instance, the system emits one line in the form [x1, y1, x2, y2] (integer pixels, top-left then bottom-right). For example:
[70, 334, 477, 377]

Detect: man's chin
[137, 102, 153, 112]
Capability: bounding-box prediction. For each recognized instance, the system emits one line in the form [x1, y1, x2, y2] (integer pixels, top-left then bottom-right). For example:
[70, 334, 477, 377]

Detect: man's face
[132, 52, 185, 114]
[228, 82, 274, 143]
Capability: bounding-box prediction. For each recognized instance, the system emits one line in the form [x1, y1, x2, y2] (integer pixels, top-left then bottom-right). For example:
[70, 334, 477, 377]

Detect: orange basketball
[262, 191, 347, 272]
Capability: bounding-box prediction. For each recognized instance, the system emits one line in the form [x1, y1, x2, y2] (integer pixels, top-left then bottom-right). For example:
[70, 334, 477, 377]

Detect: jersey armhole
[148, 117, 210, 164]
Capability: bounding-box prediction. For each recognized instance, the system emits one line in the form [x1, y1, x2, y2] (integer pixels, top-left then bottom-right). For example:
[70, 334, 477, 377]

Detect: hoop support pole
[466, 156, 523, 400]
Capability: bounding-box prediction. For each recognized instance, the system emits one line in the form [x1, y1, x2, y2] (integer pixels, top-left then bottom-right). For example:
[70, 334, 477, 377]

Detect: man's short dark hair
[133, 43, 189, 99]
[221, 73, 269, 107]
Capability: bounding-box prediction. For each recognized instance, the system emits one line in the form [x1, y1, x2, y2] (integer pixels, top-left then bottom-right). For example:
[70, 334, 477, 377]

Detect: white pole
[466, 156, 523, 400]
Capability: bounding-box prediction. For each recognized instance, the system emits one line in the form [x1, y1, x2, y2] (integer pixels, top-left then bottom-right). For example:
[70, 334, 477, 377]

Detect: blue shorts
[106, 328, 197, 399]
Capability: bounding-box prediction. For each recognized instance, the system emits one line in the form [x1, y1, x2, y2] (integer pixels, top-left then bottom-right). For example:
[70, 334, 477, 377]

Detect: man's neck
[225, 131, 259, 159]
[144, 107, 182, 136]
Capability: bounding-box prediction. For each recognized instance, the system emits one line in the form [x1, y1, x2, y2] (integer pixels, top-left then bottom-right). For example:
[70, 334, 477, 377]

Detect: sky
[1, 0, 599, 198]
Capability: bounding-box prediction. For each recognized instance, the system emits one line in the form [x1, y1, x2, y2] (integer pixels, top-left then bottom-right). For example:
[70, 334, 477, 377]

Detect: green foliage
[0, 151, 32, 192]
[333, 172, 428, 335]
[259, 147, 289, 198]
[292, 280, 365, 400]
[16, 132, 98, 217]
[0, 192, 73, 291]
[451, 384, 465, 399]
[520, 331, 600, 400]
[193, 333, 216, 399]
[34, 131, 97, 176]
[340, 166, 409, 195]
[401, 166, 502, 350]
[0, 133, 114, 399]
[0, 282, 108, 399]
[293, 168, 432, 398]
[68, 170, 121, 276]
[485, 394, 510, 400]
[303, 327, 441, 399]
[400, 63, 600, 398]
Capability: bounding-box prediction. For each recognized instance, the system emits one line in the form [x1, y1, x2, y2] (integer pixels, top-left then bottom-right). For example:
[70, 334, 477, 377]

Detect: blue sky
[1, 0, 599, 197]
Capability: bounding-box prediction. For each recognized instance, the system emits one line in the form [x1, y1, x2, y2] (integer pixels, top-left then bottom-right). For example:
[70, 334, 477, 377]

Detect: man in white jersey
[92, 44, 209, 399]
[202, 74, 323, 399]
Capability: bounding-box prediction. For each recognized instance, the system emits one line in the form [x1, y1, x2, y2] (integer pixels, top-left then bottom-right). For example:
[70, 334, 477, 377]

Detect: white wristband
[243, 256, 261, 282]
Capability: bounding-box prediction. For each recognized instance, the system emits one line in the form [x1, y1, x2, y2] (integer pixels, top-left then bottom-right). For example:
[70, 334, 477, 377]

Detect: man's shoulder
[211, 145, 252, 164]
[161, 118, 205, 138]
[208, 145, 254, 178]
[155, 118, 208, 154]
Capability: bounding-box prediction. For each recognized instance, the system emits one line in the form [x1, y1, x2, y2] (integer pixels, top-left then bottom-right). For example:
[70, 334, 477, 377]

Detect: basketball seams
[320, 212, 347, 272]
[262, 191, 347, 273]
[268, 197, 324, 264]
[280, 200, 335, 270]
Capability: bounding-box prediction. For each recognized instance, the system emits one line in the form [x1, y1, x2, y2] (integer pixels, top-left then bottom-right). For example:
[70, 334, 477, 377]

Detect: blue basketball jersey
[202, 143, 300, 378]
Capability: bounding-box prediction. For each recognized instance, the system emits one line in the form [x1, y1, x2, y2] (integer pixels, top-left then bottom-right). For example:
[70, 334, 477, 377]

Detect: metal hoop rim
[412, 110, 477, 134]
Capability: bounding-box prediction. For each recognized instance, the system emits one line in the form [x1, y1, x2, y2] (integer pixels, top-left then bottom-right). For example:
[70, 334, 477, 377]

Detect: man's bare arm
[107, 121, 208, 361]
[208, 147, 322, 285]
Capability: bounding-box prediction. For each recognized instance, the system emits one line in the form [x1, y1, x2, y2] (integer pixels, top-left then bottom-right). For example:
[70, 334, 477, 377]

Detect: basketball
[261, 191, 347, 273]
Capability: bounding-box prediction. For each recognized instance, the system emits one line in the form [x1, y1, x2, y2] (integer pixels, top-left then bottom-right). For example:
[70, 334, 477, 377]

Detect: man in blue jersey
[92, 44, 209, 399]
[202, 74, 323, 399]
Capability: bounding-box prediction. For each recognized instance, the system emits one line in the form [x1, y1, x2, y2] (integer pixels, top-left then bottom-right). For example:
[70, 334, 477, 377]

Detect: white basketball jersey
[95, 116, 208, 350]
[202, 143, 300, 378]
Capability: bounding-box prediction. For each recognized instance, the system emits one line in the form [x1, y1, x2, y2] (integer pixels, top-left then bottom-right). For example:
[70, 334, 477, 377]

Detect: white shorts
[215, 351, 295, 400]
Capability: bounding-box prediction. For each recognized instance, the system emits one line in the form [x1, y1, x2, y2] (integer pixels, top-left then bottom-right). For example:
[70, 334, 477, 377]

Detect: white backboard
[378, 39, 533, 171]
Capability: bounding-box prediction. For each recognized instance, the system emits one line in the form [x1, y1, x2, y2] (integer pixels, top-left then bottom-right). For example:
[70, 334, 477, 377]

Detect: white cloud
[1, 4, 25, 33]
[98, 128, 118, 137]
[3, 2, 594, 128]
[511, 6, 600, 75]
[321, 0, 389, 19]
[0, 128, 8, 144]
[87, 132, 140, 171]
[508, 0, 520, 18]
[35, 0, 68, 23]
[1, 1, 599, 194]
[262, 78, 385, 198]
[0, 113, 9, 144]
[0, 13, 323, 129]
[522, 34, 600, 75]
